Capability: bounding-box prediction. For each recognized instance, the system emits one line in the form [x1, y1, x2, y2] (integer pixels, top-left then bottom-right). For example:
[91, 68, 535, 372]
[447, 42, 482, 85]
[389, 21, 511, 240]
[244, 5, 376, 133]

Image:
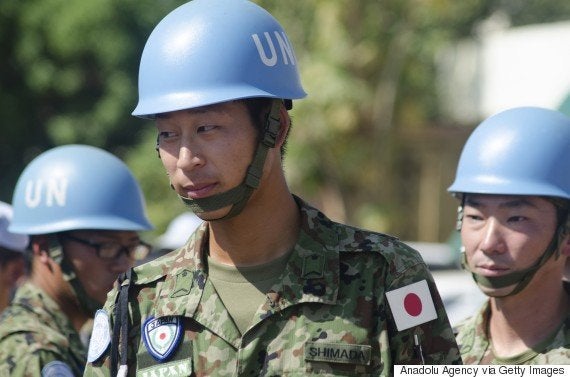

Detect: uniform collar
[152, 195, 340, 319]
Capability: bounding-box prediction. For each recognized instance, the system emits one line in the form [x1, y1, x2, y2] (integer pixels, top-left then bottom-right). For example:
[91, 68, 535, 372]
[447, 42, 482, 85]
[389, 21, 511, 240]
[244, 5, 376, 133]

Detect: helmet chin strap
[461, 233, 560, 297]
[49, 241, 101, 317]
[177, 100, 282, 220]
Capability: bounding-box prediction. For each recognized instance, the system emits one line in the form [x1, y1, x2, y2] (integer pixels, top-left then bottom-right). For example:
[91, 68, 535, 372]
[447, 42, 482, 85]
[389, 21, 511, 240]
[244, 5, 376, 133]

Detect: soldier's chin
[477, 283, 518, 298]
[198, 205, 235, 221]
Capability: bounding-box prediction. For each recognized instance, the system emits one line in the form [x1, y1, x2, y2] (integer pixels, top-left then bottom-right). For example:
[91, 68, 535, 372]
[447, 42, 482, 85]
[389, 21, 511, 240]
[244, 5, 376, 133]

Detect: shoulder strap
[110, 268, 132, 377]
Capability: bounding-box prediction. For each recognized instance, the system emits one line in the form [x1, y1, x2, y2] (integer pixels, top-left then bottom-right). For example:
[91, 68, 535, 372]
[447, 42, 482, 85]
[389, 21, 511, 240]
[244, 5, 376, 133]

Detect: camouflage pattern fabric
[85, 197, 461, 377]
[0, 281, 86, 376]
[455, 300, 570, 364]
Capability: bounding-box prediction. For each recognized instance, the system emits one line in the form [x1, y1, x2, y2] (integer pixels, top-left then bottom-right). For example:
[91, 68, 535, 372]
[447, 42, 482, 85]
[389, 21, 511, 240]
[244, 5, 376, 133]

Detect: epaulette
[131, 247, 185, 285]
[331, 221, 426, 272]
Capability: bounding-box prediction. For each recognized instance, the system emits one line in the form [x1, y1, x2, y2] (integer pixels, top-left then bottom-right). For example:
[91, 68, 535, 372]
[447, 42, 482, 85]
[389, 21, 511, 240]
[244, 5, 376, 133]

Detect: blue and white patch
[41, 361, 74, 377]
[87, 309, 111, 363]
[142, 316, 182, 362]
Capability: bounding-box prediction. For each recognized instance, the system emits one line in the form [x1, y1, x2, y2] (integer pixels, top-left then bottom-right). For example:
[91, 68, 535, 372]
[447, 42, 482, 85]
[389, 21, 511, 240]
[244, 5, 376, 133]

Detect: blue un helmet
[448, 106, 570, 199]
[10, 144, 153, 234]
[0, 201, 28, 253]
[9, 145, 152, 317]
[448, 106, 570, 296]
[132, 0, 306, 118]
[133, 0, 306, 219]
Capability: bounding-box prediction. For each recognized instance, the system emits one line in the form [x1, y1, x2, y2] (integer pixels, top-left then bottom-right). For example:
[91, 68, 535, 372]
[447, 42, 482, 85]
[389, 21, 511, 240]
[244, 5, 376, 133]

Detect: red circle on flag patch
[404, 293, 422, 316]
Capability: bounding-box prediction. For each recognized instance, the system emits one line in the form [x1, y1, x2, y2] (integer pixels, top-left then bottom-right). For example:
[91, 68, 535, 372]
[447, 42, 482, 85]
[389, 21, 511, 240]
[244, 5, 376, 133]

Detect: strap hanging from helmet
[110, 269, 132, 377]
[45, 237, 101, 317]
[178, 100, 282, 220]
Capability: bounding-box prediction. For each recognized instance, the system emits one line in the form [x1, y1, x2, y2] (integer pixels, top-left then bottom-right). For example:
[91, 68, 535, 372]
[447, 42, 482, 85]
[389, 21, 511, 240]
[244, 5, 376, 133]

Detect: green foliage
[0, 0, 184, 239]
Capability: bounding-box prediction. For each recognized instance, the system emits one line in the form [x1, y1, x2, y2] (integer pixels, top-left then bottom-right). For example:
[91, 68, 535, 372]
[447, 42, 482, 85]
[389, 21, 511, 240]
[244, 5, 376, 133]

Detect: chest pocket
[136, 341, 193, 377]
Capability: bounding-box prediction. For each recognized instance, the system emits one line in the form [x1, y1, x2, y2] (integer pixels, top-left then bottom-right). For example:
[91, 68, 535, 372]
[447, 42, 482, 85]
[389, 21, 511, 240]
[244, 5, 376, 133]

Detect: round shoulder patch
[41, 361, 74, 377]
[87, 309, 111, 363]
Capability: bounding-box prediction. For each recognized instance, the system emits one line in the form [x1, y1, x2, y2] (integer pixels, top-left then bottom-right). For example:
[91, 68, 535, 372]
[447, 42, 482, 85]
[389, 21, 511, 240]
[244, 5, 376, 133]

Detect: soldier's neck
[207, 190, 300, 267]
[31, 262, 90, 333]
[488, 279, 569, 357]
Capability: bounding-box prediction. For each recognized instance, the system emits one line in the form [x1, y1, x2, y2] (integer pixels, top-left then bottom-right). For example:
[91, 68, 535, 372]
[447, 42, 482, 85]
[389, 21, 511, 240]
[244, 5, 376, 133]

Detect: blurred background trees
[2, 0, 570, 242]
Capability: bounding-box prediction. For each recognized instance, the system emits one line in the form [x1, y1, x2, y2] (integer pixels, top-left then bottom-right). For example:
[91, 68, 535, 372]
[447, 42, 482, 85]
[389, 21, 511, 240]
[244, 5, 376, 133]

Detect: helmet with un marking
[448, 106, 570, 200]
[9, 145, 153, 235]
[132, 0, 306, 118]
[0, 201, 29, 252]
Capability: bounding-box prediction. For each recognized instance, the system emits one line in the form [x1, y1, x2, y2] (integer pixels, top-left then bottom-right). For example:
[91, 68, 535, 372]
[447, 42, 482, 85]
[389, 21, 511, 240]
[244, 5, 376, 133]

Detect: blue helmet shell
[132, 0, 306, 118]
[10, 145, 153, 234]
[448, 106, 570, 200]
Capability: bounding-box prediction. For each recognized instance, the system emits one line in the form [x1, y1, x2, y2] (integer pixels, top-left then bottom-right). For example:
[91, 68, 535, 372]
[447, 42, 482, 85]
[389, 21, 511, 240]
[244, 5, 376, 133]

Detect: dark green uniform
[85, 198, 461, 376]
[0, 282, 86, 376]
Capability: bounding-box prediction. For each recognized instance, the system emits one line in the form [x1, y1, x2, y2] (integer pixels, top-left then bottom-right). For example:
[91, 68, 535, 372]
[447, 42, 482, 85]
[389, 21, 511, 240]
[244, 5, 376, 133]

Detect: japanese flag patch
[142, 316, 182, 362]
[87, 309, 111, 363]
[385, 279, 437, 331]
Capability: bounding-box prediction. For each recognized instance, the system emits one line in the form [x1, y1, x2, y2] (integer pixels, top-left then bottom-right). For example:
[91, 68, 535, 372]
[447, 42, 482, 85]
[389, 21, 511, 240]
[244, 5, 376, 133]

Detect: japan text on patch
[386, 279, 437, 331]
[87, 309, 111, 363]
[142, 316, 183, 362]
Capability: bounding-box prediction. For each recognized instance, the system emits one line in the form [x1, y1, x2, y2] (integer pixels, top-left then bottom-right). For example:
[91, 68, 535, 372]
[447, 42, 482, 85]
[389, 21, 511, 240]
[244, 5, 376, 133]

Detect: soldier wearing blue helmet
[449, 107, 570, 364]
[85, 1, 460, 376]
[0, 201, 28, 313]
[0, 145, 153, 377]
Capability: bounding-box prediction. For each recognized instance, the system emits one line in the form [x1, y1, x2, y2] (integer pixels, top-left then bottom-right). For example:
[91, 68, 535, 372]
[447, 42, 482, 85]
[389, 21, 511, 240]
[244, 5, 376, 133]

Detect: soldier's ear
[31, 235, 50, 261]
[275, 105, 291, 150]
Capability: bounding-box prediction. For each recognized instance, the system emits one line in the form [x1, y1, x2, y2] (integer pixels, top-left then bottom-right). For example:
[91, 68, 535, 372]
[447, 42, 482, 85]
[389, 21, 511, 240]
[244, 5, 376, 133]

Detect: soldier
[84, 1, 461, 376]
[448, 107, 570, 364]
[0, 145, 153, 376]
[0, 201, 28, 313]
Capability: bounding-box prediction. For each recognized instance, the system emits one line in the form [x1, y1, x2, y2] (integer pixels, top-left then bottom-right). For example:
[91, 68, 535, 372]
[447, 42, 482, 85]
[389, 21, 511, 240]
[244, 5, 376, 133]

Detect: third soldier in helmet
[449, 107, 570, 364]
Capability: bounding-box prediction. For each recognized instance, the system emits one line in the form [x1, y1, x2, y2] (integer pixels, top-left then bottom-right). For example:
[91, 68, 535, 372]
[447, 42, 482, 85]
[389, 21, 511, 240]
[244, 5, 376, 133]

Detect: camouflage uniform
[85, 198, 461, 376]
[0, 281, 86, 376]
[455, 298, 570, 364]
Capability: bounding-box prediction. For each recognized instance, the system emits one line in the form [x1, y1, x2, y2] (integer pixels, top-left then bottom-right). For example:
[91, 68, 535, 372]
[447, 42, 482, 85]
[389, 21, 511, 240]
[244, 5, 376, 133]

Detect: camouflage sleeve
[0, 344, 70, 377]
[384, 261, 462, 365]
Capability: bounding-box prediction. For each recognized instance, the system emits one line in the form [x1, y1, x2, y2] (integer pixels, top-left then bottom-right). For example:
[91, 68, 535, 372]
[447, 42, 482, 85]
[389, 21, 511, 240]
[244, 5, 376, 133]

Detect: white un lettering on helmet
[252, 31, 296, 67]
[24, 178, 68, 208]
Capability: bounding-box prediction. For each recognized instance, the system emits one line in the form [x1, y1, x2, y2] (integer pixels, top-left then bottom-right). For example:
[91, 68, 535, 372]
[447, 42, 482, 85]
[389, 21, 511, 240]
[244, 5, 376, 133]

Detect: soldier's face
[62, 230, 139, 304]
[155, 101, 258, 220]
[461, 194, 559, 296]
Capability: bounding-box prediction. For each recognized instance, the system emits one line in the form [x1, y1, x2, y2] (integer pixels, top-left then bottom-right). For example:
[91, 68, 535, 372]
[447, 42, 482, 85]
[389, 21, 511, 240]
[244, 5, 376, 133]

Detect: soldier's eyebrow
[499, 198, 536, 209]
[155, 103, 231, 119]
[464, 196, 537, 209]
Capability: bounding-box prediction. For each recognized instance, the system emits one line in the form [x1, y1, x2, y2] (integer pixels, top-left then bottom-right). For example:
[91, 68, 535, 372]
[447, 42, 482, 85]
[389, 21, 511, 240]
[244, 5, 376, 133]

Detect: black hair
[0, 247, 25, 266]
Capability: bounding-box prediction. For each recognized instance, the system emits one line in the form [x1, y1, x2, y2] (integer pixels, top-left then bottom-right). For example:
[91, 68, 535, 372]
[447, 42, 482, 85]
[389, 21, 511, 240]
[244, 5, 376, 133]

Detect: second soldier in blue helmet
[0, 145, 153, 377]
